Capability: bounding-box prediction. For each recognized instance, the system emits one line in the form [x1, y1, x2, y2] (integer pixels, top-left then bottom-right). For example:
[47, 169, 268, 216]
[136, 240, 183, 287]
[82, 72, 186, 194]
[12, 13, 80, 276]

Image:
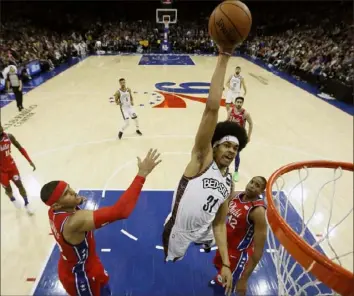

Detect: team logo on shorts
[13, 175, 20, 181]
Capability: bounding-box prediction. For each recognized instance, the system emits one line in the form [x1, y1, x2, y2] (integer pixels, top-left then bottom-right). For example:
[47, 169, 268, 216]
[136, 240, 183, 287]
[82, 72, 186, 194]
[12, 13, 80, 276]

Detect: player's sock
[23, 197, 29, 206]
[133, 119, 142, 135]
[119, 119, 129, 139]
[233, 152, 240, 182]
[11, 197, 22, 209]
[133, 118, 139, 129]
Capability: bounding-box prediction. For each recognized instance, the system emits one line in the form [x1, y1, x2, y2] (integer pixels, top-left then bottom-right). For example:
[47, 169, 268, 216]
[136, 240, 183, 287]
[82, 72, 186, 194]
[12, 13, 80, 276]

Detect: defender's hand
[137, 149, 162, 178]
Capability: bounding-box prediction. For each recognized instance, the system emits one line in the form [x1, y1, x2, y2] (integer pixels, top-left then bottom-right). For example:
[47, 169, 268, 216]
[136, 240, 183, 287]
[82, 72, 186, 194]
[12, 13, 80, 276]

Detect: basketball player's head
[245, 176, 267, 197]
[235, 66, 241, 75]
[211, 121, 248, 169]
[234, 97, 244, 109]
[40, 181, 85, 210]
[119, 78, 126, 88]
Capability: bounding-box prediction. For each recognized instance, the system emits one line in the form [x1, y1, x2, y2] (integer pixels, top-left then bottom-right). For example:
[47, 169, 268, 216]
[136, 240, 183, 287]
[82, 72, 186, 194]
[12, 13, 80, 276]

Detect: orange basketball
[208, 0, 252, 49]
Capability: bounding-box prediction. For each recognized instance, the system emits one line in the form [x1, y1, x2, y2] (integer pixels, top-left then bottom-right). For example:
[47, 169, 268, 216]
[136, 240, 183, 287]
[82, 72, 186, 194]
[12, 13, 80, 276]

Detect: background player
[210, 176, 267, 296]
[114, 78, 142, 139]
[162, 48, 248, 296]
[40, 148, 161, 296]
[0, 124, 35, 214]
[227, 96, 253, 182]
[225, 66, 247, 113]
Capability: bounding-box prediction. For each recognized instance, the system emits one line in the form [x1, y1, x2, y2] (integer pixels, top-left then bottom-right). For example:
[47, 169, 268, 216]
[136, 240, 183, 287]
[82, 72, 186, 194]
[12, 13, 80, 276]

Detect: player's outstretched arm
[237, 207, 267, 287]
[65, 149, 162, 233]
[8, 134, 36, 171]
[185, 52, 231, 176]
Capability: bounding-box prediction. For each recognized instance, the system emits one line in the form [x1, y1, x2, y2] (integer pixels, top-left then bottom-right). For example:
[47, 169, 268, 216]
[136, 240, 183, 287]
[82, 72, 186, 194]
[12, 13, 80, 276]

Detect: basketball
[208, 0, 252, 49]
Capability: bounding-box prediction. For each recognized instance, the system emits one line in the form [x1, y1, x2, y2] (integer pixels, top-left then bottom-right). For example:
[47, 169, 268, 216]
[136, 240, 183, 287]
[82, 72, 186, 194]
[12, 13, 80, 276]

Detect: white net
[266, 163, 353, 296]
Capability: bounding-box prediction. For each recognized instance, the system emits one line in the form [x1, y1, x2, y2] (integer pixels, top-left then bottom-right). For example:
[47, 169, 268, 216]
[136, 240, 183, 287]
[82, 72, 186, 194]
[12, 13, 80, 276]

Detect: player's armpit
[65, 210, 96, 234]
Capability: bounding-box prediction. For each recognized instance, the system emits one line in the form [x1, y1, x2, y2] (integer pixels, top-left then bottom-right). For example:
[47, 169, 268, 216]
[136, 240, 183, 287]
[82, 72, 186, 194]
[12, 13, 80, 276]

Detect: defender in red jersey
[227, 97, 253, 182]
[210, 176, 267, 296]
[40, 149, 161, 296]
[0, 124, 35, 214]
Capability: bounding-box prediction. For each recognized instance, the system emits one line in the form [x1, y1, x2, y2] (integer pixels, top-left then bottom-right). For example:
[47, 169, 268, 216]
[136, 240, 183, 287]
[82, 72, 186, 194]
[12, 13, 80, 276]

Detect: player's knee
[4, 186, 13, 196]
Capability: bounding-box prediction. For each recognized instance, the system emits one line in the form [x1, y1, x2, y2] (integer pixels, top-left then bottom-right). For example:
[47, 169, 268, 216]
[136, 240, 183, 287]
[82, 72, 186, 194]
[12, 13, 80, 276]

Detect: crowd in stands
[1, 1, 352, 89]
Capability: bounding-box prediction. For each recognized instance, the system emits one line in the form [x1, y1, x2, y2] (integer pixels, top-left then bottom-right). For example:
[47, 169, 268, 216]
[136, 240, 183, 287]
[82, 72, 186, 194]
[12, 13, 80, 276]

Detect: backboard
[156, 9, 178, 24]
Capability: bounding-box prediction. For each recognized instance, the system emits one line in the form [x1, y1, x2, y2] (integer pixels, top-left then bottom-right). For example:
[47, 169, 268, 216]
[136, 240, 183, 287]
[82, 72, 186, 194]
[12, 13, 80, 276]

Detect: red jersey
[226, 192, 266, 252]
[229, 107, 246, 127]
[48, 207, 108, 291]
[0, 133, 16, 172]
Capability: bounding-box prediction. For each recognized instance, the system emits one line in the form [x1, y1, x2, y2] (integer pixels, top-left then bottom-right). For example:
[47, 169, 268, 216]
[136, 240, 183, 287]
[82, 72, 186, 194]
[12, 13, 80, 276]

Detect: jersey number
[228, 215, 238, 229]
[203, 195, 219, 213]
[5, 150, 10, 157]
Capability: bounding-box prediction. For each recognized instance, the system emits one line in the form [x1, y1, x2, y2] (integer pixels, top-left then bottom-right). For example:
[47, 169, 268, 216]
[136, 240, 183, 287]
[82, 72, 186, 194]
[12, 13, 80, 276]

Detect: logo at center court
[154, 82, 226, 108]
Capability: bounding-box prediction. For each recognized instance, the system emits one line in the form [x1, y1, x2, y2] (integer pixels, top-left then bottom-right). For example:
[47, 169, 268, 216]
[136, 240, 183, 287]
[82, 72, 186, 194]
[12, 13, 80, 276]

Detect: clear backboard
[156, 9, 178, 25]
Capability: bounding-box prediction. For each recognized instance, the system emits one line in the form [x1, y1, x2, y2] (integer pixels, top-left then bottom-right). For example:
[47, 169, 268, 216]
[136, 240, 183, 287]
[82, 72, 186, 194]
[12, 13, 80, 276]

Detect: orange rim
[266, 160, 354, 296]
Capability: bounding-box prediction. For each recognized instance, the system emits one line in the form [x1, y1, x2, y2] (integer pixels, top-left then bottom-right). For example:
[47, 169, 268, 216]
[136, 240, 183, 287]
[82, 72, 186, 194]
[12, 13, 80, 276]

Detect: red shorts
[213, 248, 253, 285]
[0, 165, 20, 187]
[59, 262, 110, 296]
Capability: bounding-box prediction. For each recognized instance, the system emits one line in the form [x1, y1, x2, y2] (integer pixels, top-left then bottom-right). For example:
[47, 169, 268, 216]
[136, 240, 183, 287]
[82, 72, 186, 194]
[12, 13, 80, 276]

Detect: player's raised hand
[137, 149, 162, 178]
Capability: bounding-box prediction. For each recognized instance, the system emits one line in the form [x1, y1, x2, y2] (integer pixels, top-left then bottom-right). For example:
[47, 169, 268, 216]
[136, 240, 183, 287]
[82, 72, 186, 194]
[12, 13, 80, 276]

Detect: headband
[45, 181, 68, 206]
[213, 135, 239, 148]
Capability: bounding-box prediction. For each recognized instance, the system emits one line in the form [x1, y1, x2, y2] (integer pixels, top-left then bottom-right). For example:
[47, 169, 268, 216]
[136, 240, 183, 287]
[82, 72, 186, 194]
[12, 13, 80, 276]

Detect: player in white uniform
[114, 78, 142, 139]
[162, 48, 248, 296]
[225, 66, 247, 113]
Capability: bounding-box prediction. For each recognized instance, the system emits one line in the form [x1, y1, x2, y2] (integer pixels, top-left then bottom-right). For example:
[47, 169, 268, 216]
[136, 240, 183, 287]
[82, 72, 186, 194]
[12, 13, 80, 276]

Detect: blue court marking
[138, 54, 195, 65]
[34, 190, 332, 296]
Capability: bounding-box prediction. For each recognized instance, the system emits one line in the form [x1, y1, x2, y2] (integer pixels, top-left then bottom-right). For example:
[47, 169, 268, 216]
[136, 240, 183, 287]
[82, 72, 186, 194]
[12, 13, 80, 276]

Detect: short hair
[212, 121, 248, 152]
[236, 66, 241, 69]
[257, 176, 267, 190]
[40, 181, 60, 203]
[119, 78, 125, 82]
[235, 96, 244, 103]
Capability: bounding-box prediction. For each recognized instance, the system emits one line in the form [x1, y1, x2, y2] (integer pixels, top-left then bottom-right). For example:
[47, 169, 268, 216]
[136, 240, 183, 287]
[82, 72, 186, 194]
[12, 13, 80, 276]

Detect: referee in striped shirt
[6, 66, 24, 111]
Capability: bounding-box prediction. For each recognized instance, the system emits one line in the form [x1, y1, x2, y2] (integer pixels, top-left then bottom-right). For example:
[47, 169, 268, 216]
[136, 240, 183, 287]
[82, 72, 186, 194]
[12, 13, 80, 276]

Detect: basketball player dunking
[114, 78, 142, 139]
[227, 97, 253, 182]
[225, 66, 247, 113]
[40, 148, 161, 296]
[0, 124, 35, 214]
[210, 176, 267, 296]
[162, 50, 248, 296]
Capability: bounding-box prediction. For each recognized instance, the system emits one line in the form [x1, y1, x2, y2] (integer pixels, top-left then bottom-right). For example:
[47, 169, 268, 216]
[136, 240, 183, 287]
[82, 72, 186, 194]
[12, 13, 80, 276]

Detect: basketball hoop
[266, 160, 354, 296]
